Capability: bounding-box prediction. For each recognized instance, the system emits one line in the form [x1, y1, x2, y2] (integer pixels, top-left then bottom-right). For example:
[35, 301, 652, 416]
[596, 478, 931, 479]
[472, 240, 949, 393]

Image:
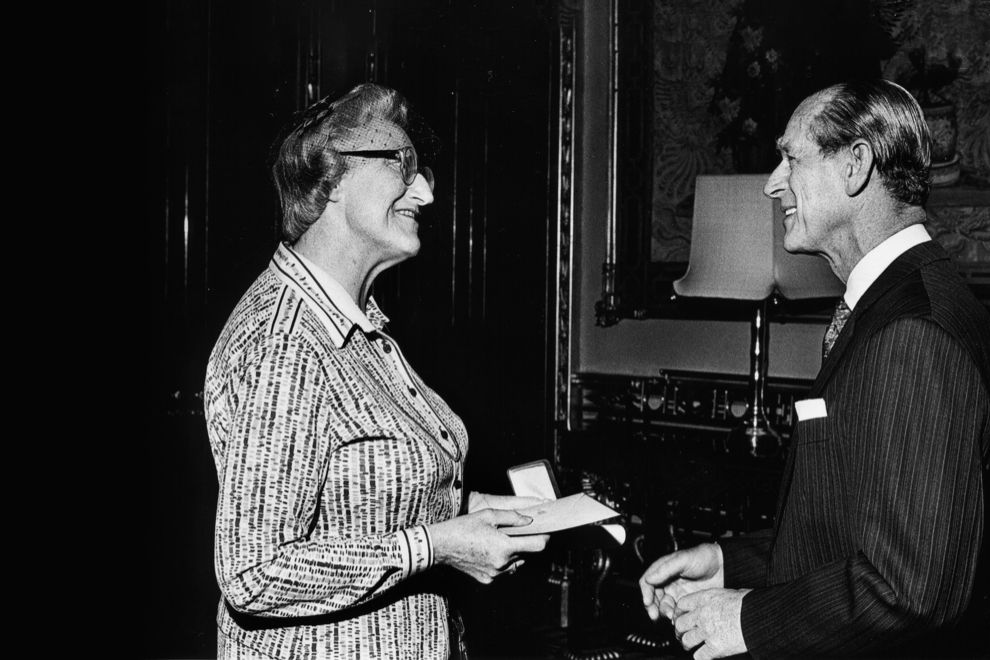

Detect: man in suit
[639, 79, 990, 658]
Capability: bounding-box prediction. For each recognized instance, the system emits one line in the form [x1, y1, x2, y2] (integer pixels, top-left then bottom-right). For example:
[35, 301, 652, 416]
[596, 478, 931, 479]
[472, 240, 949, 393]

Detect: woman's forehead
[336, 118, 411, 151]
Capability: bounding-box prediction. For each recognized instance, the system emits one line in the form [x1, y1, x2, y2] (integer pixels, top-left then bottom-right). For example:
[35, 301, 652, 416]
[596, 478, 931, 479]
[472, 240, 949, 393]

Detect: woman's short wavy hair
[809, 79, 932, 207]
[272, 83, 409, 243]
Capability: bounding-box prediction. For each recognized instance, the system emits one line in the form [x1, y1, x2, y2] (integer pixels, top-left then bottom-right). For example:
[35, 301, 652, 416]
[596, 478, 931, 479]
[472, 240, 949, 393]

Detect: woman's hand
[428, 509, 550, 583]
[467, 491, 549, 513]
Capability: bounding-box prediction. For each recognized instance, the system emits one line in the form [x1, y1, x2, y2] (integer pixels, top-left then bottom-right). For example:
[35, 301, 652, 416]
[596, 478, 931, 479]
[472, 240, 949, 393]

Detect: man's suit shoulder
[857, 243, 990, 387]
[919, 258, 990, 336]
[918, 253, 990, 385]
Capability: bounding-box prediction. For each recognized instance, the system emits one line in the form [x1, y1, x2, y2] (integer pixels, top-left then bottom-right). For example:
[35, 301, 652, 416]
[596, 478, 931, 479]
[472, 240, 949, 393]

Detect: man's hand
[639, 543, 724, 622]
[672, 588, 750, 659]
[467, 492, 548, 513]
[429, 509, 549, 583]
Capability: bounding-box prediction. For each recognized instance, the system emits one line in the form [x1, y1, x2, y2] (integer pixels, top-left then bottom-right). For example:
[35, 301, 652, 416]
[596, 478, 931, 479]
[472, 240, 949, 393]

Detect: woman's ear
[845, 139, 874, 197]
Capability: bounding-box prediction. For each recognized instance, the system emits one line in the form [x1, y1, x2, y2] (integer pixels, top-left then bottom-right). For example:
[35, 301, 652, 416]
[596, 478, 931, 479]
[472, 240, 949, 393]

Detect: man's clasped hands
[638, 542, 751, 660]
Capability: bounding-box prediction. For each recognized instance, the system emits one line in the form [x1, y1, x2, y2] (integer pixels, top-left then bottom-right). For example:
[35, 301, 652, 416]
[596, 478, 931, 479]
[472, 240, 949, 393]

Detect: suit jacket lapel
[775, 241, 949, 541]
[808, 241, 947, 398]
[809, 315, 857, 397]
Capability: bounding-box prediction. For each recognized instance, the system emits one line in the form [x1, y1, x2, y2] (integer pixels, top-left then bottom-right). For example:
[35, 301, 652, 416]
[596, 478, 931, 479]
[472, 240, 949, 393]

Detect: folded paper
[500, 493, 620, 536]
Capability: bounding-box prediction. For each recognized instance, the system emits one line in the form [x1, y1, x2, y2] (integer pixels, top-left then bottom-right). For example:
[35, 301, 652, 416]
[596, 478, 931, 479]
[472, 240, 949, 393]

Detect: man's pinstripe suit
[722, 241, 990, 657]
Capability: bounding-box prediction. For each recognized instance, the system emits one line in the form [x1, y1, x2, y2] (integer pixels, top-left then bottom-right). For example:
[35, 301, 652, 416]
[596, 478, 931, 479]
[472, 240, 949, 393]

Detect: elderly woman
[204, 83, 548, 659]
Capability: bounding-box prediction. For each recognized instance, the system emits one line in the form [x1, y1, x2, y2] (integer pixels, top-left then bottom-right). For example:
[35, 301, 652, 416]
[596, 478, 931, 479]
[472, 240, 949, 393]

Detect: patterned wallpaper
[651, 0, 740, 263]
[881, 0, 990, 267]
[650, 0, 990, 267]
[880, 0, 990, 182]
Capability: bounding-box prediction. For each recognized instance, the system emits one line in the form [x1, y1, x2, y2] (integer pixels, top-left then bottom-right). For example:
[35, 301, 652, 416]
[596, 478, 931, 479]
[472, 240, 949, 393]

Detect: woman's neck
[293, 231, 371, 309]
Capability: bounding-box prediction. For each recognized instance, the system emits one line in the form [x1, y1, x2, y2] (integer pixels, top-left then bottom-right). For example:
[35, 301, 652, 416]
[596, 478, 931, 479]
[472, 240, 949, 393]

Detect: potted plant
[904, 46, 962, 185]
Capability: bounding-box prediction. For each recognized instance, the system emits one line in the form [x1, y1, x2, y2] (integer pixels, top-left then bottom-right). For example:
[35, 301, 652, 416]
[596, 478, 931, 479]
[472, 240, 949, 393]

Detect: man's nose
[764, 161, 787, 199]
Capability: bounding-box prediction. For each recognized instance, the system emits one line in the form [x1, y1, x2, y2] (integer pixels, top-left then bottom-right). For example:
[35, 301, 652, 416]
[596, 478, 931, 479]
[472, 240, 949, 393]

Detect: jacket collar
[843, 224, 931, 310]
[269, 242, 389, 348]
[810, 241, 949, 396]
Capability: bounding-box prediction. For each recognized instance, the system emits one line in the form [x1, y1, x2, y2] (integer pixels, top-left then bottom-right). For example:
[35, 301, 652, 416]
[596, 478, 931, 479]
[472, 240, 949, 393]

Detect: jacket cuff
[739, 584, 786, 658]
[398, 526, 434, 577]
[720, 530, 773, 588]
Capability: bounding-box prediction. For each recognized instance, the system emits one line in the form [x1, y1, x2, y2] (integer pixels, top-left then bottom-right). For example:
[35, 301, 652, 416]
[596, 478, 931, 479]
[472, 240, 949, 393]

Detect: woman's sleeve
[213, 334, 434, 619]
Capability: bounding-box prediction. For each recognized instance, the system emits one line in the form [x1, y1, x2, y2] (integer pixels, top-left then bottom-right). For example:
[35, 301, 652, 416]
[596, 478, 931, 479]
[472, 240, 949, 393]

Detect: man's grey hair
[809, 79, 932, 207]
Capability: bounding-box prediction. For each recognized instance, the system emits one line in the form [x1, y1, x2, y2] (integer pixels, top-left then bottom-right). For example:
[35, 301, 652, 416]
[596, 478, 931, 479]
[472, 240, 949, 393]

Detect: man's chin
[782, 236, 806, 255]
[782, 231, 818, 256]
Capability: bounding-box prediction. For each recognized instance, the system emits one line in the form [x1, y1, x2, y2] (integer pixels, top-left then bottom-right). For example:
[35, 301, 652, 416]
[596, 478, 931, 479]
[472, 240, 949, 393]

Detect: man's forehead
[336, 118, 411, 151]
[776, 126, 802, 154]
[777, 100, 821, 153]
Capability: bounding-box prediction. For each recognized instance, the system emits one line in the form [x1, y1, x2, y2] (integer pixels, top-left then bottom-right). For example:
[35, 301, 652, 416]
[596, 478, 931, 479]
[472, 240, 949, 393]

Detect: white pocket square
[795, 398, 827, 421]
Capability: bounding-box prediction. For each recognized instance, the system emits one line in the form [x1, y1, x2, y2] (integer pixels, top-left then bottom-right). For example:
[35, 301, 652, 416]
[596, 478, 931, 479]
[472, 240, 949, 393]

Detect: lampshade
[673, 175, 843, 301]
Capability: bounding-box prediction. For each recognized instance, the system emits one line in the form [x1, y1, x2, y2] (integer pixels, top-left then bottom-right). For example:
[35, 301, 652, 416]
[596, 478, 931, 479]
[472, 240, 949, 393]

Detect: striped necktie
[822, 298, 851, 360]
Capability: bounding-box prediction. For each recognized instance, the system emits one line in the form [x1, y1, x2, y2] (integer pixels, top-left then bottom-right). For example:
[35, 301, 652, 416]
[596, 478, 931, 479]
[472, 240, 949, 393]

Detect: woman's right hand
[428, 510, 549, 584]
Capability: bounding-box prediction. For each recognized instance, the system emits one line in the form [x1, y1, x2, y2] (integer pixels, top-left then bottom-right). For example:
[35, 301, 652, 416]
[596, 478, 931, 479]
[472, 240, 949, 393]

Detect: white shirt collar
[291, 248, 378, 334]
[844, 224, 931, 310]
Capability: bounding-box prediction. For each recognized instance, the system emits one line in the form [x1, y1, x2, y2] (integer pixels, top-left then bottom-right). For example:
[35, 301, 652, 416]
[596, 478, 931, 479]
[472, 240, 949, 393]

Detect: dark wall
[145, 1, 556, 657]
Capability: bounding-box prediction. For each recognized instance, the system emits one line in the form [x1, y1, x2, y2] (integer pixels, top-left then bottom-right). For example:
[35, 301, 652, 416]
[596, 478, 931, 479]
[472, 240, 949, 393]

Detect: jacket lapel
[774, 241, 948, 541]
[808, 241, 947, 397]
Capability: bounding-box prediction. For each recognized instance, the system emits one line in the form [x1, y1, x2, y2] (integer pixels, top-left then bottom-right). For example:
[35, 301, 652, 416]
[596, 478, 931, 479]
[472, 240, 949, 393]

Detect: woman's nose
[408, 172, 434, 205]
[764, 160, 788, 199]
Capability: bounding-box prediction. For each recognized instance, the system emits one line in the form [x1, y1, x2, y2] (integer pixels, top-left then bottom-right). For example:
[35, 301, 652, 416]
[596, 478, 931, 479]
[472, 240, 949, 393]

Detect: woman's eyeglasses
[338, 146, 434, 189]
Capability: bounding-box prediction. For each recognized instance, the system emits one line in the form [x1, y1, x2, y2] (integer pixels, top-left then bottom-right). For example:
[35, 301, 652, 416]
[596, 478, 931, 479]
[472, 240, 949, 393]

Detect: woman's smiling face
[337, 119, 435, 267]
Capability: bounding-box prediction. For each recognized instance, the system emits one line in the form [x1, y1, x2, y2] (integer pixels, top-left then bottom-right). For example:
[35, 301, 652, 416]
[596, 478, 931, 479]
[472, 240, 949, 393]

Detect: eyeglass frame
[337, 146, 434, 189]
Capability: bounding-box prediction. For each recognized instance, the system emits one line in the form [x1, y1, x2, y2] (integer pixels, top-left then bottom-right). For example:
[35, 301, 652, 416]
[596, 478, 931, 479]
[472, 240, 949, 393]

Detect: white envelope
[500, 493, 619, 536]
[795, 398, 827, 421]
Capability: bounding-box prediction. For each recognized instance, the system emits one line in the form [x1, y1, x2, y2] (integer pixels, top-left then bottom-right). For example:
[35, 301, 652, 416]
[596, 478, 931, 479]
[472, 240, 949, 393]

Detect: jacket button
[440, 428, 449, 439]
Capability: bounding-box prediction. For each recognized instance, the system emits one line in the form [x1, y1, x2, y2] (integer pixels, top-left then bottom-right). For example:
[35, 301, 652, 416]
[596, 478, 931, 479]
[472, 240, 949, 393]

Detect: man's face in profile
[764, 97, 849, 258]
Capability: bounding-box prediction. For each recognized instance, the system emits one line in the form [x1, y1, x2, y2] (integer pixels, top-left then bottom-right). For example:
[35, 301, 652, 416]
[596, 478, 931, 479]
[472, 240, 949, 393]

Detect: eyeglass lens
[419, 166, 435, 190]
[400, 147, 434, 190]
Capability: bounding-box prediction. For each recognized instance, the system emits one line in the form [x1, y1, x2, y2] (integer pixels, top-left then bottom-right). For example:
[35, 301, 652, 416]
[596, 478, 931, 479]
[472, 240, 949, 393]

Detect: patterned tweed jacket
[204, 243, 468, 659]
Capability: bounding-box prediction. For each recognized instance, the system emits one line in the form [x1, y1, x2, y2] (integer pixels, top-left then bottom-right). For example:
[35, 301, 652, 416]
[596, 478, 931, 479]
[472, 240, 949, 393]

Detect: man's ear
[845, 139, 874, 196]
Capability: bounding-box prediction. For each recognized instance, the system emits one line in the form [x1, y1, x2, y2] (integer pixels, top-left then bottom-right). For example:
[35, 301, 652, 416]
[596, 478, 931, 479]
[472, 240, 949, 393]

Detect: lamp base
[726, 420, 780, 458]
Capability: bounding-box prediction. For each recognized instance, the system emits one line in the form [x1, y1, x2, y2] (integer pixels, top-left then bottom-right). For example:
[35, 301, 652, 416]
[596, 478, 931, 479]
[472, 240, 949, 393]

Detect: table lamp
[673, 174, 843, 456]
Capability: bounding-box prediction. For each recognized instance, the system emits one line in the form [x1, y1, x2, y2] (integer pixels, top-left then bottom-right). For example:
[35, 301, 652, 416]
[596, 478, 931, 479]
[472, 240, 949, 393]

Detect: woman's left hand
[468, 492, 549, 514]
[428, 509, 550, 583]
